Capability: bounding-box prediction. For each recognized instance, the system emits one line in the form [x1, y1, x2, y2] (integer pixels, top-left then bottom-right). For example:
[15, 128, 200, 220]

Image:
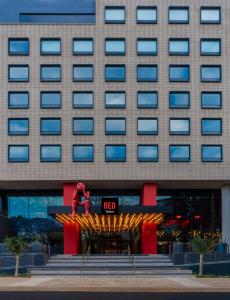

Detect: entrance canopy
[48, 205, 171, 233]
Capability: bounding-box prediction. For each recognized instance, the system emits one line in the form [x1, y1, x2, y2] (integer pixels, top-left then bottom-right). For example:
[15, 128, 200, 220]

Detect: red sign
[101, 198, 119, 215]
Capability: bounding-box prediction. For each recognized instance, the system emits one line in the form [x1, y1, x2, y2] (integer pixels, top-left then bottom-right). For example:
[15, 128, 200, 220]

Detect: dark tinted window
[41, 65, 61, 81]
[105, 118, 126, 135]
[8, 118, 29, 135]
[170, 145, 190, 162]
[137, 6, 157, 24]
[105, 92, 126, 108]
[73, 145, 94, 162]
[169, 92, 190, 108]
[41, 92, 61, 108]
[8, 92, 29, 109]
[105, 39, 125, 55]
[169, 65, 189, 82]
[137, 145, 158, 162]
[137, 92, 158, 108]
[9, 65, 29, 82]
[169, 7, 189, 24]
[137, 39, 157, 55]
[202, 145, 222, 162]
[201, 7, 221, 24]
[105, 7, 125, 24]
[8, 145, 29, 162]
[105, 145, 126, 162]
[201, 39, 221, 55]
[73, 118, 94, 135]
[9, 38, 29, 55]
[73, 92, 93, 108]
[73, 39, 93, 55]
[41, 118, 61, 135]
[201, 119, 222, 135]
[105, 65, 126, 81]
[40, 145, 61, 162]
[201, 65, 221, 82]
[201, 92, 222, 109]
[137, 118, 158, 135]
[169, 39, 189, 55]
[170, 119, 190, 135]
[41, 39, 61, 55]
[137, 65, 158, 82]
[73, 65, 93, 81]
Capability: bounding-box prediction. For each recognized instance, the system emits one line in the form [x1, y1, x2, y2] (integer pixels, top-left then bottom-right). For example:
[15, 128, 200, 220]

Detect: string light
[55, 213, 164, 233]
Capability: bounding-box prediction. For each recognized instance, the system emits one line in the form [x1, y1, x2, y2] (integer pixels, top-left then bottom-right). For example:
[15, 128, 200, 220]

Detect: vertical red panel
[63, 183, 80, 255]
[142, 223, 157, 254]
[141, 183, 157, 254]
[142, 183, 157, 206]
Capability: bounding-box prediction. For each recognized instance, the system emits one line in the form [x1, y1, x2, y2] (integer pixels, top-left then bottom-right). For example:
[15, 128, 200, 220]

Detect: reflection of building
[0, 0, 228, 254]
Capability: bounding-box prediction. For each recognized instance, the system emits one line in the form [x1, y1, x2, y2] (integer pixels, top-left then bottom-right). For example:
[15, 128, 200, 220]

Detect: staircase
[30, 254, 193, 277]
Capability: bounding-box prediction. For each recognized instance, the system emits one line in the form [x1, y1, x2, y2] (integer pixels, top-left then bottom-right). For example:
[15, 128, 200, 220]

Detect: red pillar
[63, 183, 80, 255]
[141, 183, 157, 254]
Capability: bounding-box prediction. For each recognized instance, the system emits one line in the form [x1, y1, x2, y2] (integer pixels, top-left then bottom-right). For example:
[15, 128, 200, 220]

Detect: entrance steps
[30, 255, 193, 277]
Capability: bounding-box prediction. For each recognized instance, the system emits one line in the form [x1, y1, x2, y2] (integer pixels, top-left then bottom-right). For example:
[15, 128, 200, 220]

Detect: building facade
[0, 0, 229, 254]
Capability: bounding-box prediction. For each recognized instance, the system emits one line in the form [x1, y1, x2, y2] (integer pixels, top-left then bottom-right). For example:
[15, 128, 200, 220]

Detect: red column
[63, 183, 80, 255]
[141, 183, 157, 254]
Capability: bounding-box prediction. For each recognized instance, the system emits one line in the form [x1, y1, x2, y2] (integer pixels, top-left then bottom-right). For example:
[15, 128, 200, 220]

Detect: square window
[137, 39, 157, 55]
[105, 6, 125, 24]
[137, 92, 158, 108]
[169, 39, 189, 56]
[202, 145, 222, 162]
[137, 65, 158, 82]
[41, 65, 61, 82]
[201, 7, 221, 24]
[105, 92, 126, 108]
[170, 145, 190, 162]
[40, 38, 61, 55]
[201, 65, 221, 82]
[105, 145, 126, 162]
[137, 118, 158, 135]
[170, 118, 190, 135]
[73, 92, 93, 108]
[73, 145, 94, 162]
[169, 92, 190, 109]
[9, 65, 29, 82]
[137, 145, 158, 162]
[40, 92, 61, 109]
[168, 7, 189, 24]
[73, 39, 93, 55]
[73, 65, 94, 81]
[8, 92, 29, 109]
[8, 145, 29, 162]
[40, 145, 61, 162]
[105, 118, 126, 135]
[201, 39, 221, 56]
[201, 118, 222, 135]
[73, 118, 94, 135]
[169, 65, 190, 82]
[201, 92, 222, 109]
[105, 65, 126, 82]
[40, 118, 61, 135]
[8, 118, 29, 136]
[105, 39, 125, 55]
[137, 6, 157, 24]
[8, 38, 29, 55]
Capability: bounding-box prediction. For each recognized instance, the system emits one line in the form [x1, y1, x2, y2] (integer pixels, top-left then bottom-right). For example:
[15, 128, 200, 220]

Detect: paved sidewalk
[0, 276, 230, 292]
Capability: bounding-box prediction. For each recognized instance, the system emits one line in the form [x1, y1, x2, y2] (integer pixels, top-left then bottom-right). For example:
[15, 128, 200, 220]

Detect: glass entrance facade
[2, 189, 221, 254]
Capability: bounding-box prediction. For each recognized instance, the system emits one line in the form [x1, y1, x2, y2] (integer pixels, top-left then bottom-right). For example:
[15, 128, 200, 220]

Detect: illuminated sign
[101, 198, 119, 215]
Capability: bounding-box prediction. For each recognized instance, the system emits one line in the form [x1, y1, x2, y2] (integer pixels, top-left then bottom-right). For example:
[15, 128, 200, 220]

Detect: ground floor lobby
[0, 181, 228, 255]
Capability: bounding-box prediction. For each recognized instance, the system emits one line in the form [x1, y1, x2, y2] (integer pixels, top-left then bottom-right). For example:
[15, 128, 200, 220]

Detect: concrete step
[45, 263, 174, 268]
[30, 269, 192, 276]
[30, 254, 194, 278]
